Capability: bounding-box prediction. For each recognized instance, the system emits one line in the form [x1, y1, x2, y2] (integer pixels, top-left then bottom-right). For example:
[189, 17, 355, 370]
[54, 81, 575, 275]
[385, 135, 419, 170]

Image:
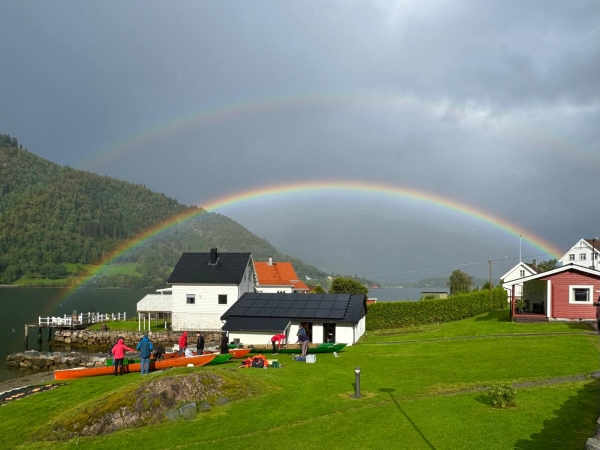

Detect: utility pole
[489, 259, 493, 310]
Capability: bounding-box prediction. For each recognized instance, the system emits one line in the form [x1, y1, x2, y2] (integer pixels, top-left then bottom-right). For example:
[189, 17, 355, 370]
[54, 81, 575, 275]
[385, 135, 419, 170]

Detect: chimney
[209, 248, 218, 265]
[268, 256, 273, 266]
[532, 259, 537, 270]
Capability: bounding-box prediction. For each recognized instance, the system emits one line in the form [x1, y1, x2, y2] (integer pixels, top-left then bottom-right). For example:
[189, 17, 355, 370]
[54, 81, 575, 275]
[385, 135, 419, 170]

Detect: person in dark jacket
[152, 345, 165, 360]
[196, 332, 205, 355]
[136, 334, 154, 375]
[220, 332, 229, 354]
[297, 324, 309, 357]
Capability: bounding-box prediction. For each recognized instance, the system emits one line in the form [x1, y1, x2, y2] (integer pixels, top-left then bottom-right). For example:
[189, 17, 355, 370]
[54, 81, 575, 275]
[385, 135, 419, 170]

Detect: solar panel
[271, 294, 285, 301]
[313, 309, 331, 319]
[300, 309, 316, 318]
[245, 308, 261, 316]
[308, 294, 324, 301]
[239, 300, 255, 307]
[259, 307, 275, 316]
[287, 308, 303, 317]
[306, 301, 320, 309]
[320, 301, 334, 309]
[253, 300, 268, 308]
[321, 294, 338, 301]
[294, 301, 307, 309]
[264, 300, 281, 308]
[244, 293, 260, 300]
[329, 310, 345, 319]
[332, 303, 347, 310]
[234, 307, 248, 315]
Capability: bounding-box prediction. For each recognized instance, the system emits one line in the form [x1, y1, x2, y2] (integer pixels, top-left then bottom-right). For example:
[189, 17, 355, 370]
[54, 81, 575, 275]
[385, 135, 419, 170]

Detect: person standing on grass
[178, 331, 188, 357]
[220, 332, 230, 354]
[136, 334, 153, 375]
[111, 338, 134, 376]
[297, 324, 309, 357]
[196, 332, 205, 355]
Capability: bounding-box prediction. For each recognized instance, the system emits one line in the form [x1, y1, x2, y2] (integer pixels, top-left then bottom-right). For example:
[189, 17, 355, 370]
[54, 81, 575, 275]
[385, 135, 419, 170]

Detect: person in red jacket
[178, 331, 188, 357]
[270, 333, 286, 354]
[111, 338, 134, 376]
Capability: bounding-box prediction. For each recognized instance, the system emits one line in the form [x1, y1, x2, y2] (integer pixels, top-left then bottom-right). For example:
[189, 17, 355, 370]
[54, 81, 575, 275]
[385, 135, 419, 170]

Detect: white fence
[39, 312, 126, 327]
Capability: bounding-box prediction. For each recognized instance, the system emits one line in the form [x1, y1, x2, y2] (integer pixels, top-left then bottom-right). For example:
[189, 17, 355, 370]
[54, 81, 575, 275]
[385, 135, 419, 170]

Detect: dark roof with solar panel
[221, 292, 367, 324]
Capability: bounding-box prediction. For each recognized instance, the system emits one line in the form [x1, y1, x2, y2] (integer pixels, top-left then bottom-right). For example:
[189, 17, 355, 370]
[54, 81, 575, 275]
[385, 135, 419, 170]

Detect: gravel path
[0, 372, 55, 394]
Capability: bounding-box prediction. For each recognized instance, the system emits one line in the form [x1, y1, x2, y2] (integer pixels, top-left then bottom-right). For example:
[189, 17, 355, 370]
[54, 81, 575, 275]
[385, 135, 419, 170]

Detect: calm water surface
[0, 288, 154, 381]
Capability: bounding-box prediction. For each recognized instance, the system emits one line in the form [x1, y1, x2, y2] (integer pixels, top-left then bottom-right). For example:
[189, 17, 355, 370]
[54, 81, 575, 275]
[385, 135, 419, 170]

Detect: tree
[447, 270, 473, 295]
[481, 280, 492, 290]
[312, 285, 326, 294]
[537, 258, 558, 272]
[329, 277, 369, 296]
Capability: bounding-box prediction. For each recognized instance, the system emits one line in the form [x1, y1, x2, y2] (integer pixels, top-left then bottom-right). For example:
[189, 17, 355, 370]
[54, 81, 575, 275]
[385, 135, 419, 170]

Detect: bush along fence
[366, 286, 507, 331]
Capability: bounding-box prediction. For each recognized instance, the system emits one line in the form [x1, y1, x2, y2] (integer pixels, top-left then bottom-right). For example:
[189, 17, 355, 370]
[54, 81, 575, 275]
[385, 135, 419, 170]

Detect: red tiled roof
[254, 262, 309, 291]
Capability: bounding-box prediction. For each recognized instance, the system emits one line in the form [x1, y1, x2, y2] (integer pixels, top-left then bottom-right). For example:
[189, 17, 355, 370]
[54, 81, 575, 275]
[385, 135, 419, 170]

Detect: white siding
[355, 315, 366, 342]
[501, 263, 537, 301]
[559, 239, 599, 269]
[312, 323, 324, 344]
[335, 324, 355, 345]
[256, 285, 293, 293]
[171, 284, 239, 331]
[238, 262, 256, 296]
[228, 331, 275, 346]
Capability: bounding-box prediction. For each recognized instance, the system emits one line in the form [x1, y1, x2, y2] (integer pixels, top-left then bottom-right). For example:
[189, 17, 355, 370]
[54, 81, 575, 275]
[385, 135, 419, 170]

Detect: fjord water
[0, 286, 436, 381]
[0, 288, 155, 381]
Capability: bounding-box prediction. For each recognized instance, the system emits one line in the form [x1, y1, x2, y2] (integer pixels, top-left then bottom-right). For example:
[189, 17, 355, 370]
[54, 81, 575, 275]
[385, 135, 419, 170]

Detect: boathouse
[220, 292, 367, 346]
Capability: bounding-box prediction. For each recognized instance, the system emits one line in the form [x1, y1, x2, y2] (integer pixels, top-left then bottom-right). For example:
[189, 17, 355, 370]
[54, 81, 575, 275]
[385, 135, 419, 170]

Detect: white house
[501, 260, 541, 301]
[559, 239, 600, 270]
[221, 292, 367, 346]
[254, 257, 309, 293]
[137, 248, 255, 331]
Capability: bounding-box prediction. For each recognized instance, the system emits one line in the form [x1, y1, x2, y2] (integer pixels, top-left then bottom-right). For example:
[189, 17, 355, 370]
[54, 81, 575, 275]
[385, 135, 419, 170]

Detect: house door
[323, 323, 336, 343]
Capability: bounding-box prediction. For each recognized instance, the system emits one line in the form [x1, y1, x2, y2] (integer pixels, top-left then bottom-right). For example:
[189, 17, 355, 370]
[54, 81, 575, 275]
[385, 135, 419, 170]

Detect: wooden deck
[513, 313, 549, 323]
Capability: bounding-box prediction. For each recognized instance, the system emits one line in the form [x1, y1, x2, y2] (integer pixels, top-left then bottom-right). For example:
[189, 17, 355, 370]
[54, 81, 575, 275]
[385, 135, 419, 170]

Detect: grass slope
[1, 310, 598, 449]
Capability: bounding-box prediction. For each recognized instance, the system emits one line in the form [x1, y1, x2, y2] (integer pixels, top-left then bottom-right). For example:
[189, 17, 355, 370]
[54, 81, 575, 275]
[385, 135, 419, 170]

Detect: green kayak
[206, 353, 233, 365]
[249, 343, 347, 354]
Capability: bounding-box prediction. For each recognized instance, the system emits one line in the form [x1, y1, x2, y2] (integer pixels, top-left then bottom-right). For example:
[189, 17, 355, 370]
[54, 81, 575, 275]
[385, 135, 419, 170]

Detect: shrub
[487, 382, 516, 408]
[366, 286, 507, 331]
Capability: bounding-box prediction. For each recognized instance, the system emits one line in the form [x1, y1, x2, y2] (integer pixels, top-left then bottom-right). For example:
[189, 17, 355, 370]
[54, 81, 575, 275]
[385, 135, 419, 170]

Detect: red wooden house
[503, 264, 600, 323]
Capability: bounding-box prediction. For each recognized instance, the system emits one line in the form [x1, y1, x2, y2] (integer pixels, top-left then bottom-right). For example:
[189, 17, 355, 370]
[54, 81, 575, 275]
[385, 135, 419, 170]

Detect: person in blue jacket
[136, 334, 154, 375]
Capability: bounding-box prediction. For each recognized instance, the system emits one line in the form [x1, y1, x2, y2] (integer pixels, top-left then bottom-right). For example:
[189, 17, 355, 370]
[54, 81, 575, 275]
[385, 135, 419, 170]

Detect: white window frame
[186, 294, 195, 305]
[580, 253, 587, 261]
[568, 285, 593, 304]
[519, 269, 525, 277]
[569, 254, 575, 261]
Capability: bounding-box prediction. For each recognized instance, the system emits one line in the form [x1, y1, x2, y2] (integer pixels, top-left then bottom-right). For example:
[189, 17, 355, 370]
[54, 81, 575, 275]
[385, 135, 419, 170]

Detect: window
[569, 254, 575, 261]
[186, 295, 195, 305]
[580, 254, 587, 261]
[569, 286, 593, 304]
[218, 294, 227, 305]
[519, 269, 525, 277]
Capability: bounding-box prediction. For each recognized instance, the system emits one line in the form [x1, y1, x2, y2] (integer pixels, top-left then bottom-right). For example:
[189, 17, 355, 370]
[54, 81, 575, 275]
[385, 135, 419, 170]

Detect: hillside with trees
[0, 134, 327, 286]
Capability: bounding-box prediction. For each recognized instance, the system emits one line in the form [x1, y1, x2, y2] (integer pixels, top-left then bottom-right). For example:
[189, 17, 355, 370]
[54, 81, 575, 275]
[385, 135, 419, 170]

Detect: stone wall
[6, 351, 107, 372]
[51, 330, 221, 348]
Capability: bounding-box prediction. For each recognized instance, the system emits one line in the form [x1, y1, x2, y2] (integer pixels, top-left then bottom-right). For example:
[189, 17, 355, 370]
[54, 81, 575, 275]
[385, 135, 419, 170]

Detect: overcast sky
[1, 1, 598, 281]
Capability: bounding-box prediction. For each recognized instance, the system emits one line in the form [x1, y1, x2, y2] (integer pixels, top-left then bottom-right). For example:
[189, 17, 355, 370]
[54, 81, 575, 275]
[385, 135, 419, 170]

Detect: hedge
[366, 286, 508, 331]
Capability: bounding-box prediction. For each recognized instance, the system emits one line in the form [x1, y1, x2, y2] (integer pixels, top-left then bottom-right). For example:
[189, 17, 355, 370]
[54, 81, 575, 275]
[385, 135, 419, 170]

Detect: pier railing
[38, 312, 126, 327]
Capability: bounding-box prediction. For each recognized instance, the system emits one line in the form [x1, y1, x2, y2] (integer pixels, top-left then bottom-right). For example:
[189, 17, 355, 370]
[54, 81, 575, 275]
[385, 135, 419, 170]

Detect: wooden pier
[24, 311, 126, 348]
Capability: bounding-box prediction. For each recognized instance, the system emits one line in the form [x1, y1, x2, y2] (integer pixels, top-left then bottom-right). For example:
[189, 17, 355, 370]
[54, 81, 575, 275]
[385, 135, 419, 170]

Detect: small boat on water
[249, 343, 347, 354]
[54, 354, 216, 380]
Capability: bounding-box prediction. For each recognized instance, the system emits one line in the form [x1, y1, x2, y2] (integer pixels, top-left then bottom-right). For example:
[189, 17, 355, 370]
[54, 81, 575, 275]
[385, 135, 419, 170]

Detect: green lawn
[87, 318, 167, 333]
[1, 310, 598, 449]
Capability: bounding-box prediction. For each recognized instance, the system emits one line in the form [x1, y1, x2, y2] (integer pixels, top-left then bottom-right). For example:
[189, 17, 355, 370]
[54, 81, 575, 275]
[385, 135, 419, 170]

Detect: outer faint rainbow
[47, 180, 563, 313]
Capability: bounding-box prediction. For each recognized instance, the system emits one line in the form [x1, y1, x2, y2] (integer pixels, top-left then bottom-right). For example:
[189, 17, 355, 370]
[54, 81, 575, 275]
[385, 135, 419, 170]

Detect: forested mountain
[0, 134, 327, 286]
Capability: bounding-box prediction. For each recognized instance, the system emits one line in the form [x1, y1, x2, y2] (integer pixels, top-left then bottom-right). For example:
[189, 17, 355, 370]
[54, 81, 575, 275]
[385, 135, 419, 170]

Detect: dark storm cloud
[0, 1, 598, 277]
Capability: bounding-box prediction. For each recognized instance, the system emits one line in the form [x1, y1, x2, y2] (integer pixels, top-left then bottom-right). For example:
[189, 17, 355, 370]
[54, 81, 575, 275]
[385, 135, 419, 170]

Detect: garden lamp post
[354, 367, 361, 398]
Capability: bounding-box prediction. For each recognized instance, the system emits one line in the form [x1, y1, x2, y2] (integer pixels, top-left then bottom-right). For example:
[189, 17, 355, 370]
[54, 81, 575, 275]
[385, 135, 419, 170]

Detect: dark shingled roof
[168, 252, 252, 284]
[222, 317, 291, 332]
[221, 292, 367, 324]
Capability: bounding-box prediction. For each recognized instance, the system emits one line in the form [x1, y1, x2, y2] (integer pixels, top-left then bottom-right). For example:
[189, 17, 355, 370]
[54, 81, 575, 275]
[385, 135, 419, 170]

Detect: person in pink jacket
[111, 338, 134, 376]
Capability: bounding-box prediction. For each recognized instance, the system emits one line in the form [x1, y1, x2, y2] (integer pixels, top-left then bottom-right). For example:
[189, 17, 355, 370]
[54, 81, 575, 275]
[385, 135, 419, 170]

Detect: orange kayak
[54, 354, 216, 380]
